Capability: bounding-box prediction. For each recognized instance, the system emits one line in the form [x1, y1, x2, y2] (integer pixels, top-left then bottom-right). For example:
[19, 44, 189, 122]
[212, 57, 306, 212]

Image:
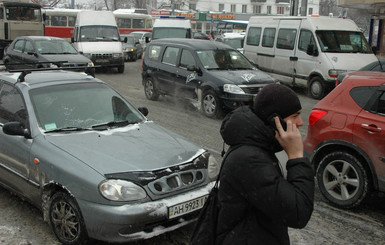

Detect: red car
[304, 71, 385, 208]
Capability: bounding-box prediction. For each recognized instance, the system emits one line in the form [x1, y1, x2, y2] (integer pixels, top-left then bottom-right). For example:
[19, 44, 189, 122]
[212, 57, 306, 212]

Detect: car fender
[311, 139, 379, 190]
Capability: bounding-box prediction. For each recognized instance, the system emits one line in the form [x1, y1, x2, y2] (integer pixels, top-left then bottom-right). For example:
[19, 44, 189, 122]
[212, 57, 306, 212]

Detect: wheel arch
[311, 140, 379, 191]
[41, 182, 75, 222]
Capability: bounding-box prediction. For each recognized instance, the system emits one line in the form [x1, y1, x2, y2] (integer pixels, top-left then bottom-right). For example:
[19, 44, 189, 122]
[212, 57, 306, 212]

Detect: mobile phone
[268, 113, 287, 131]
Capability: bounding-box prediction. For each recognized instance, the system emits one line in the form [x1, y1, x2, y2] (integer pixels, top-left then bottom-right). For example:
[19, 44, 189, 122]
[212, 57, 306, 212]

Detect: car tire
[144, 77, 159, 100]
[201, 89, 222, 118]
[49, 192, 87, 245]
[316, 151, 370, 209]
[309, 76, 325, 100]
[117, 65, 124, 73]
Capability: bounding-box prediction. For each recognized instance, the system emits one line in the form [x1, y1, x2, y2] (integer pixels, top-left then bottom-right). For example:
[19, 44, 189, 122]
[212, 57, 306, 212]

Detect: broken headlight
[99, 179, 147, 201]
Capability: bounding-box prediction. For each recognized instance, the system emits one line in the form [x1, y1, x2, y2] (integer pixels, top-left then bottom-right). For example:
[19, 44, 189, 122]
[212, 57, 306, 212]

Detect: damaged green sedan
[0, 70, 219, 244]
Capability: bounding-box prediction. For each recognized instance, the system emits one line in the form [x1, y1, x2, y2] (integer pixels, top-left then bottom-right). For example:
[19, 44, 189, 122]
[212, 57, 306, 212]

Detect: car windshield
[124, 36, 135, 44]
[36, 40, 78, 55]
[316, 31, 372, 53]
[196, 50, 254, 70]
[29, 82, 145, 132]
[224, 38, 244, 49]
[80, 25, 120, 41]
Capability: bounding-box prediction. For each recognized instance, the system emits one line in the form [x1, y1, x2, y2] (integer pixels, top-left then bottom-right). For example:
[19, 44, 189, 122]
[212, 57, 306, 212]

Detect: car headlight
[87, 62, 94, 67]
[223, 84, 245, 94]
[208, 155, 220, 180]
[130, 48, 134, 52]
[99, 179, 147, 201]
[124, 48, 129, 52]
[328, 69, 347, 79]
[113, 53, 123, 58]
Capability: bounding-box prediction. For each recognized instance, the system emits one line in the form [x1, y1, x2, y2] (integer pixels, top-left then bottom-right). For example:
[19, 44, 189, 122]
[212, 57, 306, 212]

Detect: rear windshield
[152, 28, 191, 40]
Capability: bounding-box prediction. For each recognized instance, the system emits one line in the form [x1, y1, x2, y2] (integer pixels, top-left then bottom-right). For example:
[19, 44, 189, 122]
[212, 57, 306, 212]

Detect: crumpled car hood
[45, 122, 204, 174]
[208, 69, 275, 84]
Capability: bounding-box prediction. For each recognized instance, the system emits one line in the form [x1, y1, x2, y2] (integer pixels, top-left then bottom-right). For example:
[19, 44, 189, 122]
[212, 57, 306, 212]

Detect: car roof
[343, 71, 385, 86]
[149, 38, 234, 50]
[15, 36, 67, 42]
[1, 70, 98, 88]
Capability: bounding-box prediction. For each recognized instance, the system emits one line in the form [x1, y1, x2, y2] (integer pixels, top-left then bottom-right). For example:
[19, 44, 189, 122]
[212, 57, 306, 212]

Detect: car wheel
[117, 65, 124, 73]
[144, 77, 159, 100]
[309, 77, 325, 100]
[201, 89, 222, 118]
[49, 192, 87, 245]
[316, 151, 370, 209]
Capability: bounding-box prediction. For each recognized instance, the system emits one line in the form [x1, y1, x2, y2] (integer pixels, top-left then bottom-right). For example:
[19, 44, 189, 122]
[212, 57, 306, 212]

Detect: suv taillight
[309, 110, 327, 126]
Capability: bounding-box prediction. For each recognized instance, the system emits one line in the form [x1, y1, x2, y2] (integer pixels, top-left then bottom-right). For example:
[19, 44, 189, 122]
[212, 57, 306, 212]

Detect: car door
[0, 82, 33, 197]
[22, 40, 39, 69]
[175, 48, 199, 99]
[156, 46, 180, 95]
[353, 85, 385, 186]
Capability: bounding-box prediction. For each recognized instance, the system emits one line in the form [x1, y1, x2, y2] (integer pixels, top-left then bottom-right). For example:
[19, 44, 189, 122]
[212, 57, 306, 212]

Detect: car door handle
[361, 124, 382, 133]
[289, 56, 298, 61]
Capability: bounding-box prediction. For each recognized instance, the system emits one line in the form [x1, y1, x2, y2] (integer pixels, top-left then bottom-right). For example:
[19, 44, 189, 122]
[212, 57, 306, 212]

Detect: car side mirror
[71, 37, 75, 43]
[138, 107, 148, 116]
[306, 44, 319, 56]
[3, 122, 31, 138]
[124, 37, 128, 43]
[371, 46, 377, 55]
[145, 37, 150, 43]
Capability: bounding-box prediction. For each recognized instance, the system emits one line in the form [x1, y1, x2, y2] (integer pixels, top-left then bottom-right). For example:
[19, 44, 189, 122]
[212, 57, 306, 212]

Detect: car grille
[147, 169, 206, 195]
[61, 63, 88, 68]
[92, 53, 112, 60]
[239, 84, 266, 94]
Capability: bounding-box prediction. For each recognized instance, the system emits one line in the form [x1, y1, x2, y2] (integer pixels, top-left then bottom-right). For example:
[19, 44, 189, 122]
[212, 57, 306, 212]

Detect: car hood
[75, 42, 123, 54]
[42, 54, 91, 63]
[45, 122, 204, 174]
[207, 69, 275, 84]
[323, 53, 378, 71]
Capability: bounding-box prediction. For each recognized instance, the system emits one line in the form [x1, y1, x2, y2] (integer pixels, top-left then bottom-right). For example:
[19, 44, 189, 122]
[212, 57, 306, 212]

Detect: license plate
[168, 195, 208, 219]
[95, 59, 108, 64]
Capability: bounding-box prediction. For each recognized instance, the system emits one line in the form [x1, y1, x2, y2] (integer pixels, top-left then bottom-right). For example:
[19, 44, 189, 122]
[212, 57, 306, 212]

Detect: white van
[151, 18, 192, 40]
[72, 11, 125, 73]
[243, 16, 377, 99]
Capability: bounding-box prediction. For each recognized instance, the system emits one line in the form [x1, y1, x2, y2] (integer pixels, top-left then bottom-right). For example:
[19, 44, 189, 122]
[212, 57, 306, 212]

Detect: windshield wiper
[91, 120, 134, 130]
[45, 127, 91, 133]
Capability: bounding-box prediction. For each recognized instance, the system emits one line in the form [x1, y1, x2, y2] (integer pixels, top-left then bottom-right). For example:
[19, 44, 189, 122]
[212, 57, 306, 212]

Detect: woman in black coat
[216, 84, 314, 245]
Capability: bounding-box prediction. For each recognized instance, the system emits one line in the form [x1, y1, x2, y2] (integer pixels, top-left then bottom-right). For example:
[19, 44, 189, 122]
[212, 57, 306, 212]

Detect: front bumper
[77, 182, 214, 243]
[220, 93, 255, 110]
[91, 54, 124, 67]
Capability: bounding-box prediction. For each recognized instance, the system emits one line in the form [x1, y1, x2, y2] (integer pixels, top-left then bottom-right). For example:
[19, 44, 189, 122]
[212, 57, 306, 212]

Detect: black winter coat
[215, 106, 314, 245]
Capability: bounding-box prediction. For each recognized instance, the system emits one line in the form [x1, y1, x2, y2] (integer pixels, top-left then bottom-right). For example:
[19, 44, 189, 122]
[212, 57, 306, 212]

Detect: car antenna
[17, 71, 31, 83]
[372, 46, 384, 71]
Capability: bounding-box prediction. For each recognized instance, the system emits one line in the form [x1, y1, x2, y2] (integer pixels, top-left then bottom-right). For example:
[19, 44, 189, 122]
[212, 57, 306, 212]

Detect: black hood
[220, 106, 282, 153]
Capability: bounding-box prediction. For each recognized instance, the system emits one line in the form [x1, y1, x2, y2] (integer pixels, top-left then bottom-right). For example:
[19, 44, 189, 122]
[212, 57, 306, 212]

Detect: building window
[189, 4, 196, 11]
[267, 6, 272, 14]
[277, 7, 284, 14]
[309, 8, 313, 15]
[253, 5, 262, 14]
[219, 4, 224, 12]
[242, 5, 247, 13]
[231, 4, 236, 12]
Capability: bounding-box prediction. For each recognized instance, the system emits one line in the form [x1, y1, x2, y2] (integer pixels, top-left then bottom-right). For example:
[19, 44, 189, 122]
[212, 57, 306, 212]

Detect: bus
[0, 0, 45, 58]
[43, 8, 153, 41]
[113, 9, 153, 35]
[216, 20, 248, 34]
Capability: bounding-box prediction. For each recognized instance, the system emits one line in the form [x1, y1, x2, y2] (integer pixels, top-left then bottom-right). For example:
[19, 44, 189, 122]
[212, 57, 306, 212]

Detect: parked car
[193, 31, 211, 40]
[128, 31, 152, 51]
[3, 36, 95, 76]
[121, 35, 143, 61]
[336, 59, 385, 86]
[304, 71, 385, 209]
[0, 70, 218, 244]
[141, 38, 277, 118]
[215, 32, 245, 53]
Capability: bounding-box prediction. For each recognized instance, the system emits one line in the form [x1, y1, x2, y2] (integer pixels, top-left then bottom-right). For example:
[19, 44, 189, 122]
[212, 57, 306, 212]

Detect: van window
[246, 27, 262, 46]
[148, 45, 162, 60]
[277, 29, 296, 50]
[162, 47, 179, 66]
[298, 29, 316, 52]
[262, 28, 276, 48]
[180, 49, 195, 69]
[316, 31, 372, 53]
